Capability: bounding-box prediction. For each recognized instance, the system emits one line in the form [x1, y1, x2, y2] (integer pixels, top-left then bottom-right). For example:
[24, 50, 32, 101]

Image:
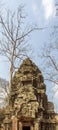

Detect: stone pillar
[19, 122, 22, 130]
[34, 119, 40, 130]
[6, 124, 9, 130]
[1, 124, 5, 130]
[56, 123, 58, 130]
[3, 115, 11, 130]
[11, 116, 18, 130]
[31, 125, 34, 130]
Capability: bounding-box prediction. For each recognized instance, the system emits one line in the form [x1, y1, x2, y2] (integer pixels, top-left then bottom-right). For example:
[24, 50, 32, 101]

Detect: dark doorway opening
[23, 126, 30, 130]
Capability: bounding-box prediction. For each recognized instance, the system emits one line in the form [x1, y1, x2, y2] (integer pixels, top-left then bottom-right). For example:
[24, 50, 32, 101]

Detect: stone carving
[0, 58, 58, 130]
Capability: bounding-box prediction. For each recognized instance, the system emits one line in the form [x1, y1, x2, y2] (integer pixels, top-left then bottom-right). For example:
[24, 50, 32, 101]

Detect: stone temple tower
[3, 58, 58, 130]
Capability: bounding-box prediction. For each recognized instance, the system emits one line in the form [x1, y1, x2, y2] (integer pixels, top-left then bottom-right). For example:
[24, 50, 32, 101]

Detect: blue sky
[0, 0, 58, 112]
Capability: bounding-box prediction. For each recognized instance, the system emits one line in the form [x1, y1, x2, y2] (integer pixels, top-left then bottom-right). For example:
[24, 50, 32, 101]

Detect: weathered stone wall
[0, 58, 58, 130]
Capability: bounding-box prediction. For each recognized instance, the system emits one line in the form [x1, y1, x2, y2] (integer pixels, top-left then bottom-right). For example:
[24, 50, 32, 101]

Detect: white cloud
[42, 0, 56, 20]
[31, 0, 56, 23]
[32, 1, 39, 17]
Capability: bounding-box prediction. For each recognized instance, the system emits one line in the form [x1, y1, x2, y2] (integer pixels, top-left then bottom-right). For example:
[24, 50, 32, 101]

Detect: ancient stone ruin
[0, 58, 58, 130]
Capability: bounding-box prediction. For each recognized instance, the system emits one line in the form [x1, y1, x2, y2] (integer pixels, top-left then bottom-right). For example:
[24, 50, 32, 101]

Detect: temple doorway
[23, 126, 30, 130]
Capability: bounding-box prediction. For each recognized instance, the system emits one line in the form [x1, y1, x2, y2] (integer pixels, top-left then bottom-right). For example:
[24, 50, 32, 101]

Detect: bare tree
[38, 21, 58, 96]
[38, 0, 58, 88]
[55, 3, 58, 16]
[0, 5, 41, 95]
[0, 78, 9, 107]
